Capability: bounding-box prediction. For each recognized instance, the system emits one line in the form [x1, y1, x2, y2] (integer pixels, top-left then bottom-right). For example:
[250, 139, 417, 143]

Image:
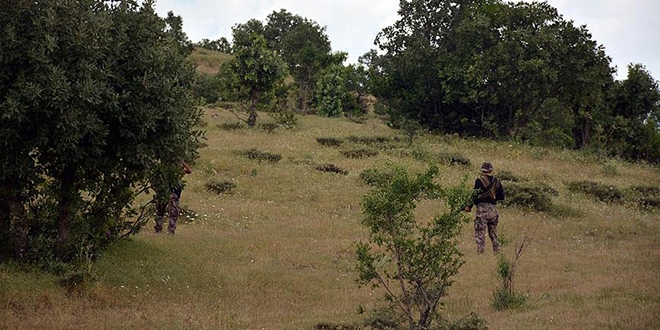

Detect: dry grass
[2, 108, 659, 329]
[188, 47, 232, 75]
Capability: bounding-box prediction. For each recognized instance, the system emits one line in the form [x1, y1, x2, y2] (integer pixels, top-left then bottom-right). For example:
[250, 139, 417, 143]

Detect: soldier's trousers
[155, 193, 181, 234]
[474, 203, 500, 253]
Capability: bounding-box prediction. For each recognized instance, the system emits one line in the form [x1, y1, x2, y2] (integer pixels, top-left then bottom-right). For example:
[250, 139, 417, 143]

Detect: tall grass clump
[437, 152, 471, 167]
[341, 148, 379, 159]
[315, 164, 348, 175]
[316, 137, 344, 147]
[204, 179, 237, 194]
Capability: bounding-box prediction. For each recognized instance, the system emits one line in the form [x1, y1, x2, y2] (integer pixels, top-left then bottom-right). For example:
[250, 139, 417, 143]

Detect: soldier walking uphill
[464, 162, 505, 253]
[155, 162, 192, 234]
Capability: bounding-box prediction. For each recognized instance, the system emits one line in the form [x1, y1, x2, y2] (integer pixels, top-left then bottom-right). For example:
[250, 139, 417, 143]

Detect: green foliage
[341, 148, 379, 159]
[192, 73, 224, 105]
[626, 185, 660, 211]
[235, 149, 282, 163]
[316, 64, 346, 117]
[195, 37, 231, 53]
[500, 182, 554, 212]
[315, 164, 348, 176]
[316, 137, 344, 147]
[0, 0, 203, 264]
[224, 32, 287, 126]
[359, 168, 395, 187]
[491, 238, 531, 311]
[567, 180, 623, 203]
[355, 165, 473, 329]
[204, 179, 237, 195]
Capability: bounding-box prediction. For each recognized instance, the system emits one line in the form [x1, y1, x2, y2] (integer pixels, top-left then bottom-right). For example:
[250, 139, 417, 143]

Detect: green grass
[1, 108, 660, 329]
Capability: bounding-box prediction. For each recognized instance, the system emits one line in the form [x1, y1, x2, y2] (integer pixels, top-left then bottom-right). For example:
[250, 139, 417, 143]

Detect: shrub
[359, 168, 394, 186]
[235, 149, 282, 163]
[356, 165, 474, 329]
[491, 237, 531, 311]
[259, 123, 279, 133]
[626, 185, 660, 210]
[340, 148, 379, 159]
[315, 164, 348, 175]
[566, 180, 623, 203]
[437, 152, 471, 167]
[316, 137, 344, 147]
[500, 182, 554, 212]
[204, 179, 237, 194]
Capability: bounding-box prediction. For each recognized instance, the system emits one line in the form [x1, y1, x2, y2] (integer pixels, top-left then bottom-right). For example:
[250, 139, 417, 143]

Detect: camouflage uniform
[155, 184, 183, 234]
[474, 203, 499, 253]
[469, 162, 505, 253]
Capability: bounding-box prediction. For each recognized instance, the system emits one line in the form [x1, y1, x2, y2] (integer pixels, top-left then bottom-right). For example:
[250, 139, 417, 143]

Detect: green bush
[259, 123, 279, 133]
[500, 182, 554, 211]
[315, 164, 348, 175]
[359, 168, 394, 186]
[316, 137, 344, 147]
[204, 179, 237, 194]
[567, 180, 623, 203]
[626, 185, 660, 210]
[235, 149, 282, 163]
[340, 148, 379, 159]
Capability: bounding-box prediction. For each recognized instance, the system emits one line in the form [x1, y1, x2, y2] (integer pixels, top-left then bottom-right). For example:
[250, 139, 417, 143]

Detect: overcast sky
[153, 0, 659, 80]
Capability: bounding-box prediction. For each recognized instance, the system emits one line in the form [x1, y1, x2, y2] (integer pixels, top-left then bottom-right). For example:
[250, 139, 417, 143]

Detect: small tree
[316, 64, 346, 117]
[224, 33, 287, 127]
[492, 236, 532, 311]
[355, 165, 473, 329]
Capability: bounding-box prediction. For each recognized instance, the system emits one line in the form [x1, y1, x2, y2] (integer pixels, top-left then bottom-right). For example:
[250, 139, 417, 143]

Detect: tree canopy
[0, 0, 203, 265]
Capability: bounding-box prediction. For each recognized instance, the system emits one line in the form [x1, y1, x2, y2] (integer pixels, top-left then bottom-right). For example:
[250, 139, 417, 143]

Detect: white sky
[153, 0, 660, 80]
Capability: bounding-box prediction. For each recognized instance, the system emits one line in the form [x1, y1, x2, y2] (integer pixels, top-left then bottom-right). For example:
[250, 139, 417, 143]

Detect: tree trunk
[248, 90, 258, 127]
[56, 167, 76, 258]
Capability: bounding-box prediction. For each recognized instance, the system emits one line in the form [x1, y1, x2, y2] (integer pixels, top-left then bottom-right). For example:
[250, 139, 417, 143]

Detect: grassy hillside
[2, 108, 659, 329]
[189, 47, 232, 75]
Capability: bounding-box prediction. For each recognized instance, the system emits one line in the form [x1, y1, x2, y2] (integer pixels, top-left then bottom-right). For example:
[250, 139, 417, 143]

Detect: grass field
[1, 108, 659, 329]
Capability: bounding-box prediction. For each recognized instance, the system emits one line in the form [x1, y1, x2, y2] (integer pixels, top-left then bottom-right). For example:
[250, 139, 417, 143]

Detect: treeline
[200, 0, 659, 163]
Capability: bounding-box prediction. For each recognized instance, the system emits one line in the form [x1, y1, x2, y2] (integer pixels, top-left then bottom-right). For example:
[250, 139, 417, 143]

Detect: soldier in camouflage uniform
[464, 162, 505, 253]
[155, 162, 192, 234]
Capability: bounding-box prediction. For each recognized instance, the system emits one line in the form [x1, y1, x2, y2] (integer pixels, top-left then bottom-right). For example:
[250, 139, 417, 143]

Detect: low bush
[235, 149, 282, 163]
[626, 185, 660, 210]
[340, 148, 379, 159]
[259, 123, 279, 133]
[316, 137, 344, 147]
[501, 182, 554, 212]
[359, 168, 394, 186]
[437, 152, 471, 167]
[204, 179, 237, 194]
[347, 135, 393, 145]
[315, 164, 348, 175]
[566, 180, 623, 203]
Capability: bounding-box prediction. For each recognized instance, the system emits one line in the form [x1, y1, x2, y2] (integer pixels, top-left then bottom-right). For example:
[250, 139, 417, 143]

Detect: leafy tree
[273, 16, 335, 113]
[224, 33, 287, 126]
[601, 64, 660, 162]
[315, 64, 346, 117]
[195, 37, 232, 53]
[0, 0, 203, 264]
[356, 165, 473, 329]
[231, 19, 265, 51]
[370, 0, 614, 148]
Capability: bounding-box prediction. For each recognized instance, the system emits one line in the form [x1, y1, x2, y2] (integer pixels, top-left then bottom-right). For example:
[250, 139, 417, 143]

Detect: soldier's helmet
[480, 162, 494, 173]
